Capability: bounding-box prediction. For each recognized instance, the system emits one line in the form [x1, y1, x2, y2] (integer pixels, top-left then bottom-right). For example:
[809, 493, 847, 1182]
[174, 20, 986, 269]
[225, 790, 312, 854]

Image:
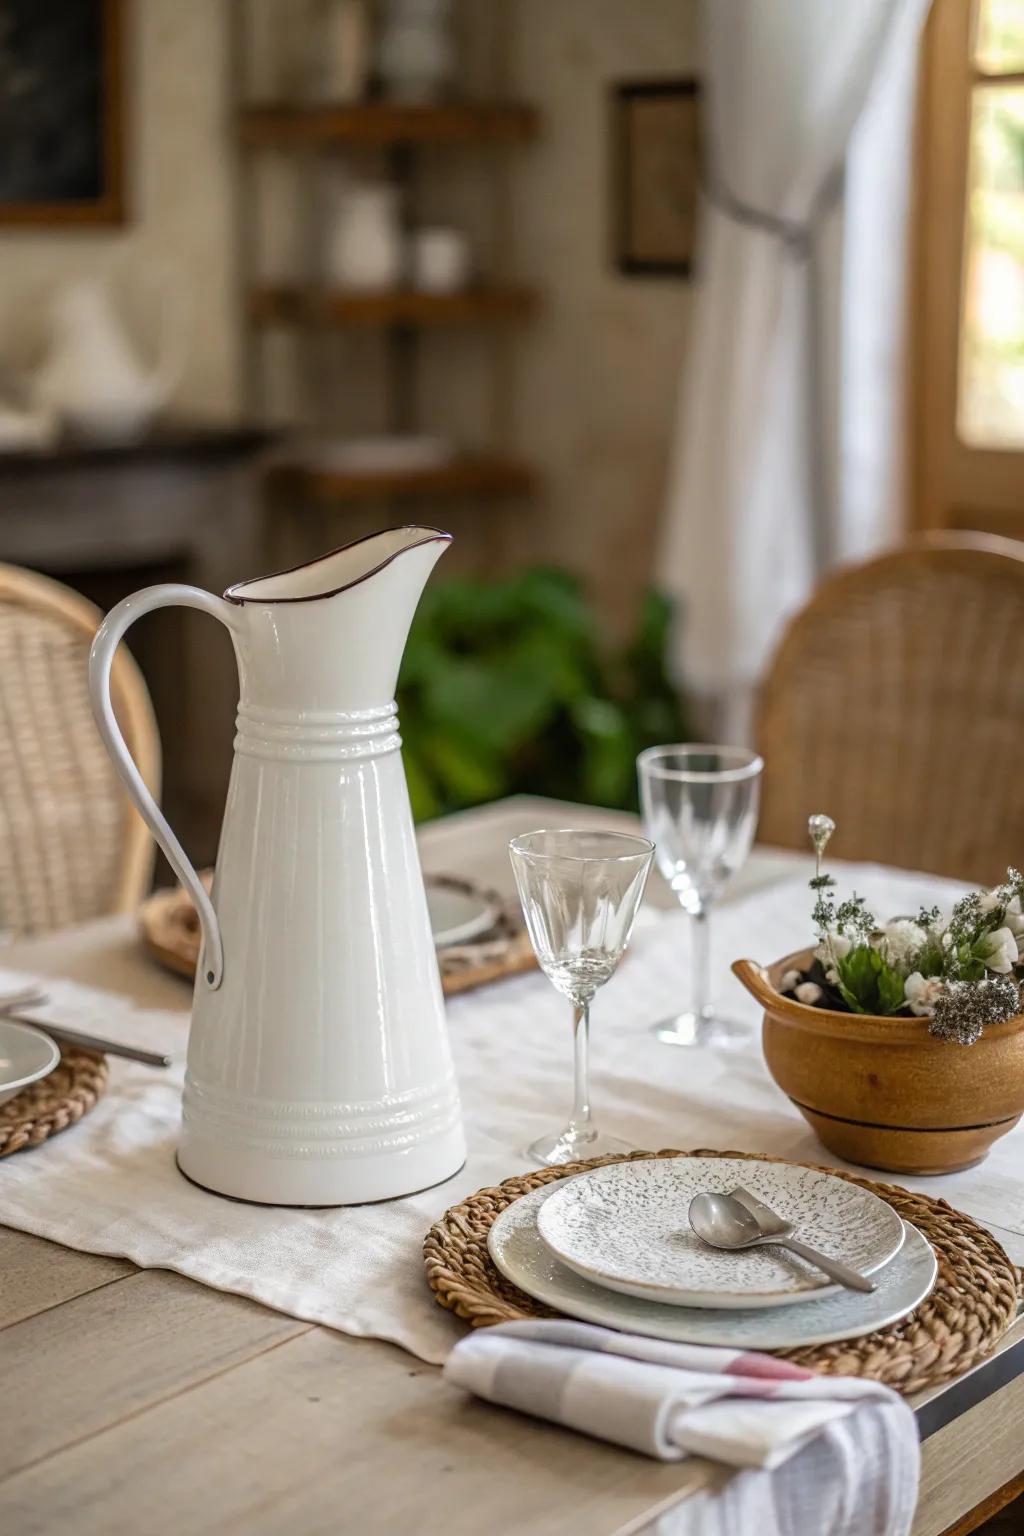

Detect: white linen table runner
[0, 862, 1022, 1366]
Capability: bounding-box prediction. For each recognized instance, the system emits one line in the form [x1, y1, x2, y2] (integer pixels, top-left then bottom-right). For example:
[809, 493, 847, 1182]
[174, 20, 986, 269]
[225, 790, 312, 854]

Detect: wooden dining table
[1, 795, 1022, 1536]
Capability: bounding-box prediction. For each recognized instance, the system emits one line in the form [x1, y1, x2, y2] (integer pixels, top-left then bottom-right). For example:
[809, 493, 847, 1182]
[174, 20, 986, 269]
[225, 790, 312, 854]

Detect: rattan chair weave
[756, 535, 1024, 885]
[0, 567, 159, 934]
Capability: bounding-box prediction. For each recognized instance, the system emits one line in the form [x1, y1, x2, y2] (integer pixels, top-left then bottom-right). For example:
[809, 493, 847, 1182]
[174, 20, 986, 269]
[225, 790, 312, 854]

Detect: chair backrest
[756, 534, 1024, 885]
[0, 564, 159, 934]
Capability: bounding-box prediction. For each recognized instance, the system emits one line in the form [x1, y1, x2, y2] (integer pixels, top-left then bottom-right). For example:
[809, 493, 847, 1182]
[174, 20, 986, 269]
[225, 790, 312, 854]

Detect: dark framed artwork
[0, 0, 126, 226]
[612, 79, 700, 277]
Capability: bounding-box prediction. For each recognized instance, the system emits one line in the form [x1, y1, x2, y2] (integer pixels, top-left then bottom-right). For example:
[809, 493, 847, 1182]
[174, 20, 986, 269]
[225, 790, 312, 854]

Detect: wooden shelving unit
[247, 284, 538, 328]
[264, 453, 536, 504]
[233, 5, 539, 524]
[238, 101, 539, 149]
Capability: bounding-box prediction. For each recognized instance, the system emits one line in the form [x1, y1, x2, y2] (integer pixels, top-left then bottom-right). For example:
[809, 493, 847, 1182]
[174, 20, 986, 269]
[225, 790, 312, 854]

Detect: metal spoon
[4, 1014, 173, 1069]
[0, 992, 171, 1067]
[0, 987, 172, 1067]
[688, 1190, 877, 1293]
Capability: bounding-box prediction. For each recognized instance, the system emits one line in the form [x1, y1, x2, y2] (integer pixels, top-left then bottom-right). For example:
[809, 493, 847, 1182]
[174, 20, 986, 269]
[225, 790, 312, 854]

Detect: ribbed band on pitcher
[234, 700, 401, 762]
[182, 1072, 461, 1159]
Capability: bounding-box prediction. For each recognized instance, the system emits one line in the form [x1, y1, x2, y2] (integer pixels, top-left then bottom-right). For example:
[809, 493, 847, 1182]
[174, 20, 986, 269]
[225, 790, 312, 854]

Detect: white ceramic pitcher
[88, 527, 466, 1205]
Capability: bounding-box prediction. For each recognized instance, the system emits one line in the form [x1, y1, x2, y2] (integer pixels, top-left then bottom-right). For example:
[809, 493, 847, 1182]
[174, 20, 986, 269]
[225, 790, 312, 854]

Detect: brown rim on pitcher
[224, 525, 452, 606]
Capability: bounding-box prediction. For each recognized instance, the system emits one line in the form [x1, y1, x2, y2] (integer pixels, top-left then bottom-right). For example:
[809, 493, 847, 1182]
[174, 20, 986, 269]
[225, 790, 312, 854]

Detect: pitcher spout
[223, 526, 451, 716]
[225, 525, 451, 607]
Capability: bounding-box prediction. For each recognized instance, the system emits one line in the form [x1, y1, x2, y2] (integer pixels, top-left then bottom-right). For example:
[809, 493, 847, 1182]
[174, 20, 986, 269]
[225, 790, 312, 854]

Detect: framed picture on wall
[612, 79, 700, 277]
[0, 0, 126, 226]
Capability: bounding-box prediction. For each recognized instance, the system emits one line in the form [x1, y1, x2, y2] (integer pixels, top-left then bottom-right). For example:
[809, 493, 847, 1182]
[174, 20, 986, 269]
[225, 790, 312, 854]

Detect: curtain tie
[702, 166, 844, 260]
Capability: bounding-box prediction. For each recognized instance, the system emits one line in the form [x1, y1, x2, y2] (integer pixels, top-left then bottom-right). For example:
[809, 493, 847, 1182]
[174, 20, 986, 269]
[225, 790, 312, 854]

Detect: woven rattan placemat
[424, 1147, 1023, 1395]
[140, 874, 537, 997]
[0, 1047, 108, 1158]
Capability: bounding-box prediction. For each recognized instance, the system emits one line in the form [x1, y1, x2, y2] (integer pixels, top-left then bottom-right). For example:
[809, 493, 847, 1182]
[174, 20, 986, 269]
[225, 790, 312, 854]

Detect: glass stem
[568, 1000, 592, 1134]
[690, 907, 711, 1028]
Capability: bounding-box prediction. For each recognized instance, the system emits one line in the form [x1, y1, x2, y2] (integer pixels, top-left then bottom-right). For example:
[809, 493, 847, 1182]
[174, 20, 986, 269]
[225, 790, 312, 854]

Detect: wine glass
[637, 745, 763, 1048]
[509, 828, 654, 1167]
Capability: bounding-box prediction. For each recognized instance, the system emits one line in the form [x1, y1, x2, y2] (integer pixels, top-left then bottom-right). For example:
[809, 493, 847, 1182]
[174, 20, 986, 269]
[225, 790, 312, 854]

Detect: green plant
[397, 567, 688, 821]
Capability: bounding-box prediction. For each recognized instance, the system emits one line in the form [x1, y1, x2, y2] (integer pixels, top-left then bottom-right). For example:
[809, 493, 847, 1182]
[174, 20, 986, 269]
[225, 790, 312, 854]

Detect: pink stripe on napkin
[729, 1352, 815, 1381]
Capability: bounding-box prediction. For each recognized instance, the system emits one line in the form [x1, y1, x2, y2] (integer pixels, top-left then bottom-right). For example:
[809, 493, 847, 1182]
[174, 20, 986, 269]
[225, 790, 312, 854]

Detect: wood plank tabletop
[0, 1225, 711, 1536]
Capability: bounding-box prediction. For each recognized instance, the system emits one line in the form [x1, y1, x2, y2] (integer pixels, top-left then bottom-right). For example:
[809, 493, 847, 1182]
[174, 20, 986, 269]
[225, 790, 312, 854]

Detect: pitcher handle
[89, 584, 243, 990]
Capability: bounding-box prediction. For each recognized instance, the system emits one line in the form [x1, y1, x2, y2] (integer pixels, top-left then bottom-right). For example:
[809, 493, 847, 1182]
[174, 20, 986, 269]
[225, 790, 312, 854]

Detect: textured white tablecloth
[1, 861, 1021, 1366]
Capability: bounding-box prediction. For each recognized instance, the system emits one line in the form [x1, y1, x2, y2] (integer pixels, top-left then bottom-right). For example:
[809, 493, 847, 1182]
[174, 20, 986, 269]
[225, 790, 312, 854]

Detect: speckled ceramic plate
[490, 1185, 936, 1349]
[535, 1156, 905, 1309]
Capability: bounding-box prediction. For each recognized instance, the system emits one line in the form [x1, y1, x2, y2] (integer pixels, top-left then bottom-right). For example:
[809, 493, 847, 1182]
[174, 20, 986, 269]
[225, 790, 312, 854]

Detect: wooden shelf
[265, 452, 536, 503]
[239, 101, 539, 149]
[248, 285, 538, 328]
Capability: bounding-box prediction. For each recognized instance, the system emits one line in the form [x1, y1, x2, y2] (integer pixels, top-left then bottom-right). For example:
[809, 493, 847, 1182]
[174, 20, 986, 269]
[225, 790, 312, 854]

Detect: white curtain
[658, 0, 931, 741]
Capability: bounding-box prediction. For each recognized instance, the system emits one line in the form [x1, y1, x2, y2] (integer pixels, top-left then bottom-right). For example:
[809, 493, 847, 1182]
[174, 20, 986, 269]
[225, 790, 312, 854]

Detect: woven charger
[424, 1147, 1023, 1395]
[0, 1046, 108, 1158]
[139, 872, 537, 997]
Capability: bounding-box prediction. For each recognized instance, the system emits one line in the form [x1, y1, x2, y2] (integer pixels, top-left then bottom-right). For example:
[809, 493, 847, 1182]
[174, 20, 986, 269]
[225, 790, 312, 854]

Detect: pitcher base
[176, 1126, 466, 1206]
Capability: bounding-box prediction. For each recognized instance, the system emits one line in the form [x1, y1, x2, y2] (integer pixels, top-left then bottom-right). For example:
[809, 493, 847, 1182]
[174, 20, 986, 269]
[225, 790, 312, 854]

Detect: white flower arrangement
[783, 815, 1024, 1045]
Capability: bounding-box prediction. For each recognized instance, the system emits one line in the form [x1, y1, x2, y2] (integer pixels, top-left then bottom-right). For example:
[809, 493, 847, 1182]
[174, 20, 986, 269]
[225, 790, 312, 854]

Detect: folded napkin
[444, 1321, 919, 1535]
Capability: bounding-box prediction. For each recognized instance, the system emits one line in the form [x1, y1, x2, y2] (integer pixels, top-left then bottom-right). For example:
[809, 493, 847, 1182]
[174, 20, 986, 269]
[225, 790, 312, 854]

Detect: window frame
[913, 0, 1024, 536]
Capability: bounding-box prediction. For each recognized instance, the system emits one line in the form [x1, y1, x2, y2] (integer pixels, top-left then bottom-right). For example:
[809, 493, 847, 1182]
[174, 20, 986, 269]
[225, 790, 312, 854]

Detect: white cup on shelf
[410, 227, 471, 293]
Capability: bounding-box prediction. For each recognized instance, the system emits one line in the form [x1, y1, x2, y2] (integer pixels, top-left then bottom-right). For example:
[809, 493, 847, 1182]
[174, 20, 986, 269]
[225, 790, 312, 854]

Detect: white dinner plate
[426, 881, 497, 949]
[535, 1157, 905, 1309]
[490, 1184, 937, 1350]
[0, 1018, 60, 1106]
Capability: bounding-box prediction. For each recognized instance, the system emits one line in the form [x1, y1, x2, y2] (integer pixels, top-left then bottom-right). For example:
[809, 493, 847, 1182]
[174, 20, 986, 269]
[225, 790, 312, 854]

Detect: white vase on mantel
[32, 277, 185, 444]
[377, 0, 454, 104]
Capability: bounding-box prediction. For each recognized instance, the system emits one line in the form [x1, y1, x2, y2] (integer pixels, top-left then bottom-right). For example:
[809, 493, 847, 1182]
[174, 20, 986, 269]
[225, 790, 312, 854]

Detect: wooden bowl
[733, 949, 1024, 1174]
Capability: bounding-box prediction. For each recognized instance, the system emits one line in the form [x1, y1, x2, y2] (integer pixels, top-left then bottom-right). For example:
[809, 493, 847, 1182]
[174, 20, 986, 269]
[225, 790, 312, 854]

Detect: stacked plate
[425, 880, 497, 948]
[487, 1157, 938, 1350]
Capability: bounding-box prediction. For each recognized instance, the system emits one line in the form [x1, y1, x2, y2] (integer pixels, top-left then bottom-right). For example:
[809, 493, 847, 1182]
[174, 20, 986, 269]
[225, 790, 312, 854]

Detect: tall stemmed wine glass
[509, 829, 654, 1167]
[637, 745, 763, 1048]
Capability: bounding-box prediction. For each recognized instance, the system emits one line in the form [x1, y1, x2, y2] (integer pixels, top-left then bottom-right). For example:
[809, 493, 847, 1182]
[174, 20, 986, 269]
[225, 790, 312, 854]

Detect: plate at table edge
[425, 881, 498, 948]
[535, 1156, 906, 1309]
[0, 1018, 60, 1106]
[489, 1184, 938, 1350]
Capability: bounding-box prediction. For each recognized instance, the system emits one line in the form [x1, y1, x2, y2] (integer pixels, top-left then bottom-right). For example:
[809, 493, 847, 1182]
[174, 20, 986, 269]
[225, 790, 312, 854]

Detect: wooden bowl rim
[736, 947, 1024, 1044]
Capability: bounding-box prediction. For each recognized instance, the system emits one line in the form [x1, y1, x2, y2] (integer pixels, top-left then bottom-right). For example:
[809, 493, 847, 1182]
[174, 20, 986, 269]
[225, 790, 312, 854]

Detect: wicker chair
[0, 565, 159, 934]
[756, 533, 1024, 885]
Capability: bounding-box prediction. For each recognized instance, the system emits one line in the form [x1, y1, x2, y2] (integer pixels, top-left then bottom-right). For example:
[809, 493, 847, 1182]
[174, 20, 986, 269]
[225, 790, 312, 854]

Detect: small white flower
[904, 972, 944, 1017]
[976, 926, 1019, 975]
[795, 982, 823, 1005]
[876, 919, 927, 972]
[815, 932, 852, 983]
[1006, 896, 1024, 940]
[780, 969, 802, 993]
[977, 888, 1024, 936]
